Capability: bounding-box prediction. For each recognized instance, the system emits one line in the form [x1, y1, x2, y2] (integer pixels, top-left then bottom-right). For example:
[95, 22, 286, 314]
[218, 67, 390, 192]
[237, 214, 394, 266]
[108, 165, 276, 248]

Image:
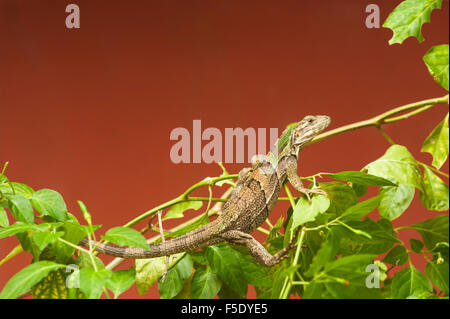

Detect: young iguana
[79, 115, 331, 266]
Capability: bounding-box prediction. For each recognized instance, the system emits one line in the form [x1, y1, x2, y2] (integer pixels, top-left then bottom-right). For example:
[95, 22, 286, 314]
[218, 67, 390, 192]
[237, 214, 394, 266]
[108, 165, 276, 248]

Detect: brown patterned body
[79, 115, 331, 266]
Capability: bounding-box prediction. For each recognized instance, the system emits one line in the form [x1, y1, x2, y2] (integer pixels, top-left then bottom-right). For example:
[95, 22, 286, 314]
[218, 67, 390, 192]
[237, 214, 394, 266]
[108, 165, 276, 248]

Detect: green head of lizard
[269, 115, 331, 167]
[288, 115, 331, 152]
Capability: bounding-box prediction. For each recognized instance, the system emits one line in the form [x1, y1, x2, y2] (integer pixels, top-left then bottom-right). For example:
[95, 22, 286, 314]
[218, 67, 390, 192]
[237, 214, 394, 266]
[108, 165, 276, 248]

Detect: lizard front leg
[219, 230, 298, 267]
[285, 159, 326, 201]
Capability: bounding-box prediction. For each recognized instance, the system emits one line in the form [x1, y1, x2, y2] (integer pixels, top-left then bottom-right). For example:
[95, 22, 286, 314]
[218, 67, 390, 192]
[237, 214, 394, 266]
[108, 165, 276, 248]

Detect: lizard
[79, 115, 331, 266]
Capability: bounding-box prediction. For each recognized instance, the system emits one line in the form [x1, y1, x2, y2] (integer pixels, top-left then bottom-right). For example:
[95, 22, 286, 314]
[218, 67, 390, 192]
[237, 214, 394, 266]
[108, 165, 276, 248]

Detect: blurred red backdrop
[0, 0, 448, 298]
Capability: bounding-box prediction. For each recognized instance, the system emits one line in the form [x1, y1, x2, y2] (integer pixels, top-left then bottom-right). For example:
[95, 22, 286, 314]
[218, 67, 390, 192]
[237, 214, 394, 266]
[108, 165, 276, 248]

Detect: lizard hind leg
[219, 230, 296, 267]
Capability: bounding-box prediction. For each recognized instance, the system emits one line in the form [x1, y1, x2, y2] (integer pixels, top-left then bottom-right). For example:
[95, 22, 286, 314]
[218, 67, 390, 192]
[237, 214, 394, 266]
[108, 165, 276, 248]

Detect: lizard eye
[308, 119, 314, 123]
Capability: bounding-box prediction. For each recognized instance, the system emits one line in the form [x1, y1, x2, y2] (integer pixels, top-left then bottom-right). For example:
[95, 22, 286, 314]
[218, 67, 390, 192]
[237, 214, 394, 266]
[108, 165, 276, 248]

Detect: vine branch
[311, 95, 449, 144]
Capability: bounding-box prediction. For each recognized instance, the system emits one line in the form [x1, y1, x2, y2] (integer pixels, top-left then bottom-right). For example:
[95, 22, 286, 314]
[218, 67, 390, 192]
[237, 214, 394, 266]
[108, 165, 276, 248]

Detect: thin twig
[376, 126, 396, 145]
[311, 95, 449, 144]
[123, 174, 238, 227]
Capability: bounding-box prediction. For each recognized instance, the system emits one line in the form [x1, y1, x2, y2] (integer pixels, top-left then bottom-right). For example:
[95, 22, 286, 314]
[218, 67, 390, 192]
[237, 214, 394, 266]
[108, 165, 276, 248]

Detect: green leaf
[318, 254, 382, 298]
[419, 166, 449, 211]
[391, 265, 433, 299]
[47, 221, 101, 264]
[0, 222, 33, 239]
[292, 195, 330, 229]
[426, 259, 449, 294]
[17, 230, 45, 261]
[422, 113, 449, 169]
[383, 0, 443, 45]
[306, 230, 339, 276]
[407, 215, 449, 250]
[329, 171, 397, 186]
[189, 251, 209, 266]
[323, 254, 374, 273]
[0, 261, 64, 299]
[365, 145, 424, 191]
[135, 253, 185, 295]
[407, 290, 434, 299]
[410, 238, 425, 253]
[76, 253, 105, 270]
[7, 195, 34, 224]
[0, 207, 9, 227]
[31, 268, 82, 299]
[30, 189, 68, 222]
[423, 45, 449, 91]
[79, 268, 112, 299]
[303, 281, 330, 299]
[77, 200, 92, 226]
[101, 226, 149, 250]
[237, 252, 272, 287]
[191, 266, 222, 299]
[158, 254, 193, 299]
[206, 245, 248, 297]
[264, 265, 297, 299]
[352, 183, 368, 197]
[319, 182, 358, 215]
[218, 283, 244, 299]
[378, 183, 415, 220]
[382, 245, 408, 266]
[172, 273, 192, 299]
[35, 223, 61, 232]
[32, 231, 64, 251]
[105, 267, 136, 299]
[163, 201, 203, 221]
[0, 182, 34, 198]
[65, 222, 100, 237]
[24, 234, 46, 264]
[341, 196, 380, 221]
[337, 221, 372, 239]
[334, 219, 399, 255]
[0, 173, 8, 184]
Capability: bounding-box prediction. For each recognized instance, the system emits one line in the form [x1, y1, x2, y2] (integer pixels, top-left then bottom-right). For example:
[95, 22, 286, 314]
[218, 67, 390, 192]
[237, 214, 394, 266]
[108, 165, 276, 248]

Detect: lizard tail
[78, 222, 221, 259]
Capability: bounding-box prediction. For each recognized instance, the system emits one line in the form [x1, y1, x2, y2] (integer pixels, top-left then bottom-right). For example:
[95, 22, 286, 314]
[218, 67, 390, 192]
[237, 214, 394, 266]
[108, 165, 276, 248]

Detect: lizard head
[289, 115, 331, 151]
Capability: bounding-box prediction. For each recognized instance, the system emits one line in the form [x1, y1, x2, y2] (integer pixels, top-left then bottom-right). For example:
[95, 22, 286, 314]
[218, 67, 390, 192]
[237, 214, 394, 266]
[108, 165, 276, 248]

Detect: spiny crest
[277, 122, 298, 154]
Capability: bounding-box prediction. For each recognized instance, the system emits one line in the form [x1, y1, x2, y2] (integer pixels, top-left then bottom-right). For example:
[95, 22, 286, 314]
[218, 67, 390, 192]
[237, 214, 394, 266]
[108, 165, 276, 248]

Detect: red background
[0, 0, 448, 298]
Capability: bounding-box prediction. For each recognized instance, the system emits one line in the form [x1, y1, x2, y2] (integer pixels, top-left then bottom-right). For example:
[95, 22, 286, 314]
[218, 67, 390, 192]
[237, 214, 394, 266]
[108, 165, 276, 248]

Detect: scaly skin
[79, 115, 331, 266]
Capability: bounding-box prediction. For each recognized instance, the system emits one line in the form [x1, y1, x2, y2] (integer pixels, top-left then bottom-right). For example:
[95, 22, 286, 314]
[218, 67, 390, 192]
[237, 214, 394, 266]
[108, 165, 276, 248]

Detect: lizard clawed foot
[301, 188, 328, 201]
